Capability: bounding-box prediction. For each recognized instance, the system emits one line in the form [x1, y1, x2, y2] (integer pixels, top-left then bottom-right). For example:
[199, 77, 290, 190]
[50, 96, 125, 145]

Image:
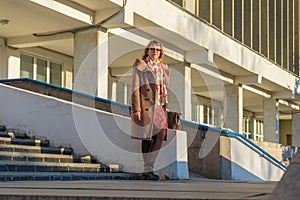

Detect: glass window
[171, 0, 183, 7]
[254, 119, 264, 141]
[20, 54, 62, 86]
[50, 62, 62, 86]
[275, 0, 282, 65]
[20, 54, 33, 78]
[36, 58, 47, 82]
[289, 0, 294, 71]
[212, 0, 222, 29]
[252, 0, 260, 51]
[261, 0, 268, 57]
[269, 0, 275, 60]
[234, 0, 243, 42]
[198, 0, 210, 23]
[223, 0, 233, 36]
[244, 0, 251, 46]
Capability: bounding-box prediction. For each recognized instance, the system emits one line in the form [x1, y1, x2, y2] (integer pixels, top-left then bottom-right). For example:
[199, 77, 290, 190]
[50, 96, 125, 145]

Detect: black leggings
[141, 129, 166, 170]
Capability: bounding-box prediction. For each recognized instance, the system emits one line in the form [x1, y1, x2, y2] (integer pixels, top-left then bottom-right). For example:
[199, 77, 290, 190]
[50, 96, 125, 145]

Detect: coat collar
[133, 58, 168, 72]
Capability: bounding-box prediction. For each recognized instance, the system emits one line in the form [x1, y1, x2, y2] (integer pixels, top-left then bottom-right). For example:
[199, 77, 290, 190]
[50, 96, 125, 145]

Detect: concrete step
[0, 172, 140, 181]
[0, 137, 49, 147]
[0, 130, 29, 139]
[0, 160, 119, 173]
[0, 127, 121, 180]
[0, 151, 75, 163]
[0, 151, 97, 164]
[0, 125, 6, 132]
[0, 143, 73, 155]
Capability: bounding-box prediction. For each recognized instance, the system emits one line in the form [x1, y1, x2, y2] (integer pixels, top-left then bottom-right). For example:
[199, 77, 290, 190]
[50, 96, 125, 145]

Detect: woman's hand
[135, 111, 141, 121]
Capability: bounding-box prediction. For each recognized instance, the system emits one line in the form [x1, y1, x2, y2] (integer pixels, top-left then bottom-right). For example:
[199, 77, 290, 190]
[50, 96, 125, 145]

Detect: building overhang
[1, 0, 299, 115]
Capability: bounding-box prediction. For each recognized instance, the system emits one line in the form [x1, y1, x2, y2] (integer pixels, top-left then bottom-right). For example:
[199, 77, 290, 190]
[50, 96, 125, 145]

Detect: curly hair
[142, 39, 164, 63]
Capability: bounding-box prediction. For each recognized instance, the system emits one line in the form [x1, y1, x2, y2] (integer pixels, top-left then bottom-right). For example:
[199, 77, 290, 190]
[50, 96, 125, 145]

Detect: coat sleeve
[131, 66, 141, 113]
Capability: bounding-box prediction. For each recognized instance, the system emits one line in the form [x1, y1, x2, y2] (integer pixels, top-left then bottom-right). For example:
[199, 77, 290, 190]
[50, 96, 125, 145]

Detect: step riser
[0, 156, 75, 163]
[0, 139, 49, 147]
[0, 156, 95, 164]
[0, 165, 107, 173]
[0, 173, 138, 181]
[0, 146, 73, 155]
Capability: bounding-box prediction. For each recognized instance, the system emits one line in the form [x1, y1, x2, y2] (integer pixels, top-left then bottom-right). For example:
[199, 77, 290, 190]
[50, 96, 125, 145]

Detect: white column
[168, 63, 192, 120]
[73, 28, 108, 98]
[96, 30, 108, 98]
[224, 85, 243, 133]
[111, 81, 117, 101]
[263, 99, 279, 143]
[292, 113, 300, 146]
[185, 0, 196, 14]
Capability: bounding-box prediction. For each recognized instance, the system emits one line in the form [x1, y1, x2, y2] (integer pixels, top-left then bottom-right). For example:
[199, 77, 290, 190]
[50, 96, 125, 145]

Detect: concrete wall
[252, 140, 284, 162]
[229, 137, 285, 181]
[0, 83, 188, 179]
[0, 82, 286, 180]
[182, 124, 221, 179]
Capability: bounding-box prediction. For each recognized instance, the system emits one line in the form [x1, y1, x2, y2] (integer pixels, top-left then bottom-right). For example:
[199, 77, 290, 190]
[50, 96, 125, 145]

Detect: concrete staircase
[0, 125, 139, 181]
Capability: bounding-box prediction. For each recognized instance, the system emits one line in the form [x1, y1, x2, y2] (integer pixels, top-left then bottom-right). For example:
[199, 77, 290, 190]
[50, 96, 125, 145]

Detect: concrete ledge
[0, 83, 189, 179]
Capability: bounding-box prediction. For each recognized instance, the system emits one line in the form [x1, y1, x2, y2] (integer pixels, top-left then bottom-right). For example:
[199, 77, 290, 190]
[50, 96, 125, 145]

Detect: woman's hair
[142, 39, 164, 62]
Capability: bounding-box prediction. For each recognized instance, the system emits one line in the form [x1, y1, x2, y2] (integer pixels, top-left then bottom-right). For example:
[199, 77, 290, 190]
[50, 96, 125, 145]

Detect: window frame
[20, 52, 63, 86]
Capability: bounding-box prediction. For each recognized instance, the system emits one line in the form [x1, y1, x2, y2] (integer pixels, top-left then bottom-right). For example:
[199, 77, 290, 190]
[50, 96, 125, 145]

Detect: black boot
[142, 172, 160, 180]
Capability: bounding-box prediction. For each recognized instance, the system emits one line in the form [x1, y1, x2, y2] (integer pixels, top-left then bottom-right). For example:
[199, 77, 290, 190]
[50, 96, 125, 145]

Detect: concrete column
[111, 81, 117, 101]
[73, 28, 108, 98]
[292, 113, 300, 146]
[168, 63, 192, 120]
[263, 99, 279, 143]
[224, 85, 243, 133]
[0, 38, 8, 79]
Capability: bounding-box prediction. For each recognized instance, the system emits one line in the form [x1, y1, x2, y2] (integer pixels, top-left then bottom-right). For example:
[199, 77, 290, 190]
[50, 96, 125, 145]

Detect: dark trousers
[141, 129, 166, 172]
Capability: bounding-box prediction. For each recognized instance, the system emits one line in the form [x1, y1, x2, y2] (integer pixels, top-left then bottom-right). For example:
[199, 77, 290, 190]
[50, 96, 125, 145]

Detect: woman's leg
[142, 129, 167, 172]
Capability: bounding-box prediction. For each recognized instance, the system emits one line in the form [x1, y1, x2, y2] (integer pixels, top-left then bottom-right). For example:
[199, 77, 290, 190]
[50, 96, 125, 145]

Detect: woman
[131, 39, 169, 180]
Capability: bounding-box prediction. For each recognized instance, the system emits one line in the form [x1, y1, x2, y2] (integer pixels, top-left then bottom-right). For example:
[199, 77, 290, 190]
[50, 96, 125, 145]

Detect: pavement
[0, 176, 277, 200]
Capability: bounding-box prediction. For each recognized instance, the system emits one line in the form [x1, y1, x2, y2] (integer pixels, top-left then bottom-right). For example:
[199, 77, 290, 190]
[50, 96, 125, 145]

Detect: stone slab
[0, 178, 277, 200]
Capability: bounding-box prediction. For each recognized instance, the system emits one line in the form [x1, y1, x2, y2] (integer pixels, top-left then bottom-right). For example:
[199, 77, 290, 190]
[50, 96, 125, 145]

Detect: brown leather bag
[167, 111, 181, 130]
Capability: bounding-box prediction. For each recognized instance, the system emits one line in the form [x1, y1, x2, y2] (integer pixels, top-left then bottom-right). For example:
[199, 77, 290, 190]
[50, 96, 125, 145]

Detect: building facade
[0, 0, 299, 146]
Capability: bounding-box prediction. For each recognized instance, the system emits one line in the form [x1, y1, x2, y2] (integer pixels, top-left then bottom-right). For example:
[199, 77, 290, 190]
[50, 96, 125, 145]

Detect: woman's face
[147, 43, 161, 62]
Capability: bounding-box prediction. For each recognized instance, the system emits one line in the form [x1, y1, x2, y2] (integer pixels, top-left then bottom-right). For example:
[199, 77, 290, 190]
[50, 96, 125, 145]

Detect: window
[243, 117, 252, 139]
[171, 0, 183, 7]
[20, 54, 62, 86]
[36, 58, 47, 82]
[50, 62, 62, 86]
[193, 102, 220, 126]
[254, 119, 264, 141]
[198, 0, 210, 23]
[20, 54, 34, 78]
[223, 0, 232, 36]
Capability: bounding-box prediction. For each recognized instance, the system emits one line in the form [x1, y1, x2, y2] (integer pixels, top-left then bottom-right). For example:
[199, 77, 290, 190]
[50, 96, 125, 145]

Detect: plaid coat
[130, 58, 169, 140]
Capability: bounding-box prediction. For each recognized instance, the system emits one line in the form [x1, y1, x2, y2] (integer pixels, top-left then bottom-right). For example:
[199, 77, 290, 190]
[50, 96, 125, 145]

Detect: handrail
[182, 119, 286, 170]
[0, 78, 286, 171]
[0, 78, 130, 110]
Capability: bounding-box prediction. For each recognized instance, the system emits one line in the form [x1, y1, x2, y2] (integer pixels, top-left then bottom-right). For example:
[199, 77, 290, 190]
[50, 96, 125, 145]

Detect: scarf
[146, 57, 168, 106]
